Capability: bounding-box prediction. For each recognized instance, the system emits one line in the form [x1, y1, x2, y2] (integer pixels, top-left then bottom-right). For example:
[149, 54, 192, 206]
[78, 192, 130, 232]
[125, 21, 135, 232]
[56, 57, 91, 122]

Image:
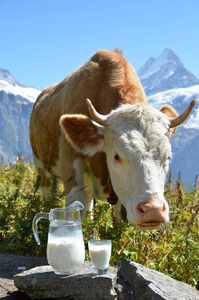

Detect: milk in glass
[88, 240, 112, 274]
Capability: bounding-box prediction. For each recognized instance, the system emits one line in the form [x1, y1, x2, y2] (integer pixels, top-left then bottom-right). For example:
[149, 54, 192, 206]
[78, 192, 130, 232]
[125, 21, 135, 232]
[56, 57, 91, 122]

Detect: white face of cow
[103, 104, 171, 229]
[60, 100, 195, 229]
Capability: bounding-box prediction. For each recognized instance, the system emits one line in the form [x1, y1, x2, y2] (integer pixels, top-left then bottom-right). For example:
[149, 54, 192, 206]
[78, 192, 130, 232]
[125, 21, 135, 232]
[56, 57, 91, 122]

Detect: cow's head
[60, 99, 196, 230]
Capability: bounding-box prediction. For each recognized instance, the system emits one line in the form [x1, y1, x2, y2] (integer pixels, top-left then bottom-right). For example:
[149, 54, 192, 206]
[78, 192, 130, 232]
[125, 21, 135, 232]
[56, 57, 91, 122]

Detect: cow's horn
[86, 99, 107, 125]
[170, 99, 196, 128]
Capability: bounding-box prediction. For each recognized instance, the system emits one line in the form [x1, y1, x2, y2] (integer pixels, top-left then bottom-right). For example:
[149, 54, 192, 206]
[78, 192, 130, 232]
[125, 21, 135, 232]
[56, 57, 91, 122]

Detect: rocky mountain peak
[0, 68, 19, 86]
[138, 48, 199, 95]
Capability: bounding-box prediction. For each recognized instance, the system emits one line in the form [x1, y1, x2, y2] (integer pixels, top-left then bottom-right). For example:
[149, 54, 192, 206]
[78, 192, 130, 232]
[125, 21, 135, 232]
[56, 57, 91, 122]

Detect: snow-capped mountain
[138, 48, 199, 96]
[0, 68, 41, 163]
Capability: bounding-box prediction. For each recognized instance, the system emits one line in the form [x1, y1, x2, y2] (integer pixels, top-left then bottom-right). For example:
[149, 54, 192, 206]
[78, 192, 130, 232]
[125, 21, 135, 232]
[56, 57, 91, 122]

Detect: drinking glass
[88, 240, 112, 274]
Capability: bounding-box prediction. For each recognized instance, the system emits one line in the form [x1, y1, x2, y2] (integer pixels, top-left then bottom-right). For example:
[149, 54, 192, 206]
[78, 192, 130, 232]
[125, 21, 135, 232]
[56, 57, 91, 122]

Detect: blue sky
[0, 0, 199, 90]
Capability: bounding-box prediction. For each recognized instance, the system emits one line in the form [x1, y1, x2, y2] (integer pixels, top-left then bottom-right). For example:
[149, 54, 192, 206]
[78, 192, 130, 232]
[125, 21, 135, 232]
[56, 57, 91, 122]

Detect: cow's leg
[38, 170, 52, 199]
[62, 157, 90, 218]
[32, 154, 53, 199]
[59, 142, 90, 218]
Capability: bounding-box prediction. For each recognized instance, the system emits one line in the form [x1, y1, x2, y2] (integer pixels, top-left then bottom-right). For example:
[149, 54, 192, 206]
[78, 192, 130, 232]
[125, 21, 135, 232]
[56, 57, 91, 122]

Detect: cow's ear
[160, 105, 178, 137]
[60, 114, 105, 156]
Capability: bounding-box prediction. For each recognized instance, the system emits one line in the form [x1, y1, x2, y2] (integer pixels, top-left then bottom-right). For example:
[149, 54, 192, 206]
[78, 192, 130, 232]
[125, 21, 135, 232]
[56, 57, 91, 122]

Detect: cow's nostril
[157, 202, 165, 212]
[137, 203, 147, 214]
[140, 207, 145, 213]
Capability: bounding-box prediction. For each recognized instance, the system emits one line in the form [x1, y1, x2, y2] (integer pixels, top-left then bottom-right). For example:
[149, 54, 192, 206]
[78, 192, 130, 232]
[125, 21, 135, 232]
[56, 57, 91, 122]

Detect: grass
[0, 154, 198, 289]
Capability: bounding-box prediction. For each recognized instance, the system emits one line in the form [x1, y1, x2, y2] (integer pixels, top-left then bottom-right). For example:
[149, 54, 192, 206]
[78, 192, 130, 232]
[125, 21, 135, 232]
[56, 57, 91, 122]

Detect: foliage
[0, 154, 65, 255]
[0, 156, 198, 289]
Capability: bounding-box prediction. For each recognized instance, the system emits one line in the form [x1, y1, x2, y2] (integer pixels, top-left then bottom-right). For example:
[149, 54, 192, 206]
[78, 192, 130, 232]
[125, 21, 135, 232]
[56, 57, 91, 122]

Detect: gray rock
[117, 257, 199, 300]
[14, 261, 117, 300]
[13, 258, 199, 300]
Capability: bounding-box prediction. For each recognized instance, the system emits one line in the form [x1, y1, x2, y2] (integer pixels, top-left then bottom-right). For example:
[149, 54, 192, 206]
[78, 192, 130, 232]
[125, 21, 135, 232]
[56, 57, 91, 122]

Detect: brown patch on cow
[86, 152, 109, 194]
[60, 115, 104, 154]
[160, 105, 179, 137]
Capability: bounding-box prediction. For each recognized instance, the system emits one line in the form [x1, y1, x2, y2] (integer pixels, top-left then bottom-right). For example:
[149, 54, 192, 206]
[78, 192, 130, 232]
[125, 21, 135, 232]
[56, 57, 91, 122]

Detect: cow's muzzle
[136, 199, 168, 229]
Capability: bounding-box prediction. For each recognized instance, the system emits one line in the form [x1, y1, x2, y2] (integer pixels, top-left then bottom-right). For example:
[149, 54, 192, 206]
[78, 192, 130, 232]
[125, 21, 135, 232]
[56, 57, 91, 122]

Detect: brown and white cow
[29, 49, 195, 229]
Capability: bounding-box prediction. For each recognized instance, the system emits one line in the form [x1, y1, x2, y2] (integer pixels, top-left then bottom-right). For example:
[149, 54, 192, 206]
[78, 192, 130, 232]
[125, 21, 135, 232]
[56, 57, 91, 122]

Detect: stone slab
[117, 257, 199, 300]
[14, 261, 118, 299]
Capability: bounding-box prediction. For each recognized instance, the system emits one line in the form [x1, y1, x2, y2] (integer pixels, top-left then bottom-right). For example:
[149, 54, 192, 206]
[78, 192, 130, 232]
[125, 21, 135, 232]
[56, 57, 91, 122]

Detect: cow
[29, 49, 196, 230]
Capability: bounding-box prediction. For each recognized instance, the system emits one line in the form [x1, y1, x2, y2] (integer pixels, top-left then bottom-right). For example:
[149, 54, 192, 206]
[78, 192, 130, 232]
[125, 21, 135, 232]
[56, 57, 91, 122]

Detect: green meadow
[0, 155, 198, 289]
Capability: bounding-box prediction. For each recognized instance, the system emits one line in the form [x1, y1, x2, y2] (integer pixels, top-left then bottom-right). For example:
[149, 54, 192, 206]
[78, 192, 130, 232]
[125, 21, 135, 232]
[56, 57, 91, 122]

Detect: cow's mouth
[139, 221, 161, 228]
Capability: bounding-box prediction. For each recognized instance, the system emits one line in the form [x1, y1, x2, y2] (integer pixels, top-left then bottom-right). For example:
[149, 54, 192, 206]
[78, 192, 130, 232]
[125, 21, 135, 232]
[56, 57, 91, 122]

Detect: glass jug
[32, 201, 85, 275]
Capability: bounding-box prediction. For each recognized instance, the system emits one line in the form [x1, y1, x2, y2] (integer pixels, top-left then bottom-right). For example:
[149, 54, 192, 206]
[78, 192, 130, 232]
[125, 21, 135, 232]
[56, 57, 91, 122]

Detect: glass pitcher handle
[32, 213, 49, 245]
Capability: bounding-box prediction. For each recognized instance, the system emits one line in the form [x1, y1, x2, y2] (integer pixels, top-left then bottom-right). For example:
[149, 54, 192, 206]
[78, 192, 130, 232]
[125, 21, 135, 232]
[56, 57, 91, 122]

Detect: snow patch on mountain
[0, 68, 41, 103]
[0, 79, 41, 103]
[147, 85, 199, 131]
[148, 85, 199, 109]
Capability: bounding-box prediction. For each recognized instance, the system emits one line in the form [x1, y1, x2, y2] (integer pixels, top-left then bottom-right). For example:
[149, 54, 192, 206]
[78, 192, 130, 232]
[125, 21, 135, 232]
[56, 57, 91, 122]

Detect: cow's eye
[114, 154, 121, 161]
